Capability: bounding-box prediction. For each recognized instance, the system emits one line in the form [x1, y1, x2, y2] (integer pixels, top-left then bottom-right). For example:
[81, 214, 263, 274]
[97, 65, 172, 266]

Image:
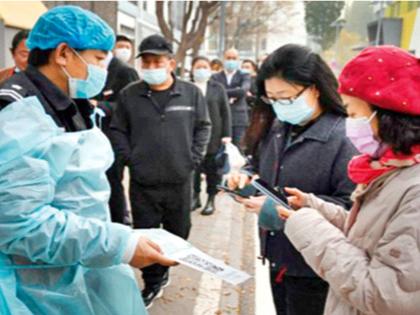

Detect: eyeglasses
[261, 86, 310, 106]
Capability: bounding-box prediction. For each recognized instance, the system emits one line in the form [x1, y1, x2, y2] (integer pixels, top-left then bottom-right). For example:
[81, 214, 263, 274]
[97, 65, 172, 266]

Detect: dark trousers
[130, 178, 192, 286]
[270, 268, 328, 315]
[106, 149, 128, 224]
[193, 154, 222, 196]
[232, 125, 246, 147]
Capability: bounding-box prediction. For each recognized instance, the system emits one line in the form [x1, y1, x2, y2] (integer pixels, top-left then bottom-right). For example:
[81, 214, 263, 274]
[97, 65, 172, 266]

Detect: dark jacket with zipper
[110, 75, 211, 186]
[0, 65, 93, 131]
[252, 113, 358, 277]
[203, 80, 231, 154]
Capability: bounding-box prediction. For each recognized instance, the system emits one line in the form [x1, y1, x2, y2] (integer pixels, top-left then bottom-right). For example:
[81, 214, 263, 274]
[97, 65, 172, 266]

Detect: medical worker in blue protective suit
[0, 6, 175, 315]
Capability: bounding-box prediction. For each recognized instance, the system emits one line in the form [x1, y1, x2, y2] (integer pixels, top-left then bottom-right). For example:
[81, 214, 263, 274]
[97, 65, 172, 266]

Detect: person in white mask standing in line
[190, 56, 232, 215]
[114, 34, 134, 63]
[111, 34, 211, 309]
[91, 34, 139, 226]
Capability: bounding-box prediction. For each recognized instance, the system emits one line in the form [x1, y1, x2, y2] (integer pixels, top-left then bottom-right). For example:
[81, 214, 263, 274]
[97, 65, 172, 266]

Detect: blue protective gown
[0, 96, 147, 314]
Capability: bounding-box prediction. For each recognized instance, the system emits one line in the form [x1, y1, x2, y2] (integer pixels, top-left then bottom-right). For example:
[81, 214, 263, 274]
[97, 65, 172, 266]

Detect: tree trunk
[155, 1, 220, 78]
[191, 37, 203, 60]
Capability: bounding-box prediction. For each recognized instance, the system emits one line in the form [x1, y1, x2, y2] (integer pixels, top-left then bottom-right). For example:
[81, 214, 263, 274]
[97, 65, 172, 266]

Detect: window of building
[408, 0, 415, 11]
[395, 2, 400, 16]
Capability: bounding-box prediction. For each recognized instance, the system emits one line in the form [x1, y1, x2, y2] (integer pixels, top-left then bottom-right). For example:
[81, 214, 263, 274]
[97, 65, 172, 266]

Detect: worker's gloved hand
[129, 237, 177, 268]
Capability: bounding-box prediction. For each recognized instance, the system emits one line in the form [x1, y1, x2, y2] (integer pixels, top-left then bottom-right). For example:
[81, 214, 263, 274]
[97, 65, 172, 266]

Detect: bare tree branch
[182, 1, 194, 36]
[168, 2, 175, 39]
[156, 1, 173, 42]
[188, 2, 202, 37]
[155, 1, 221, 76]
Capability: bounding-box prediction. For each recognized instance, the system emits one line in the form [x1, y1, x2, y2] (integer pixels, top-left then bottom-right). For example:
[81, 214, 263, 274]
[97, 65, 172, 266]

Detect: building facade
[384, 0, 420, 55]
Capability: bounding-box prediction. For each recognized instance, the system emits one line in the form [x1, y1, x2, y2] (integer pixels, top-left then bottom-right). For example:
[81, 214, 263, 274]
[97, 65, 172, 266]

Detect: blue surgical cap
[27, 5, 115, 51]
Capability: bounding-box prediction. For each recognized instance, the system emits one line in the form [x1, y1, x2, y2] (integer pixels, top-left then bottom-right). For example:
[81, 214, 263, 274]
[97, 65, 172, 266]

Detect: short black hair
[28, 47, 90, 68]
[28, 48, 54, 67]
[210, 58, 223, 67]
[374, 106, 420, 155]
[11, 30, 29, 53]
[242, 59, 258, 72]
[192, 56, 210, 68]
[116, 34, 133, 44]
[190, 56, 210, 81]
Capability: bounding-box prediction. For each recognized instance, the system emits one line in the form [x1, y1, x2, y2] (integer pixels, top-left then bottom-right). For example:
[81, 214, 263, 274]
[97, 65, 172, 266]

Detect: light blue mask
[142, 68, 168, 85]
[63, 49, 108, 99]
[240, 68, 251, 75]
[272, 94, 314, 125]
[193, 68, 212, 82]
[224, 60, 239, 72]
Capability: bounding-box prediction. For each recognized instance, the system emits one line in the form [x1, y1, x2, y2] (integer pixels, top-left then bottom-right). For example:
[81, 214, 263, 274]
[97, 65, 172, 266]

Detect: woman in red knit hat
[280, 45, 420, 315]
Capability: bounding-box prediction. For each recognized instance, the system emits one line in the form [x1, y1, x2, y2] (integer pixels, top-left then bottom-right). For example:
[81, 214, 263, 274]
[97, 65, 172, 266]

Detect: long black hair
[243, 44, 345, 155]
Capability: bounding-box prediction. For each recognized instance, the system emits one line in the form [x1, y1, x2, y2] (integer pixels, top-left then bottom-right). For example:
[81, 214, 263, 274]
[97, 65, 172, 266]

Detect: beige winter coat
[285, 163, 420, 315]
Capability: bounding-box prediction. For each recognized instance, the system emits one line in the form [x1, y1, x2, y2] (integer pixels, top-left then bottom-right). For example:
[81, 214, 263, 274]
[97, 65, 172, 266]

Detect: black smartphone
[250, 179, 291, 209]
[216, 185, 251, 199]
[239, 168, 256, 178]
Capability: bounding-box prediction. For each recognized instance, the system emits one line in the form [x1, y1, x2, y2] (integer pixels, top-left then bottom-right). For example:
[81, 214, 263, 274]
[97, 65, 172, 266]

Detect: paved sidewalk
[124, 171, 276, 314]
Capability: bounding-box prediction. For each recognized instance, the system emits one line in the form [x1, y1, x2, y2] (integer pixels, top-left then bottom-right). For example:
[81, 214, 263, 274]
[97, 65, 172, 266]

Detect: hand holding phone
[217, 185, 251, 199]
[250, 179, 291, 210]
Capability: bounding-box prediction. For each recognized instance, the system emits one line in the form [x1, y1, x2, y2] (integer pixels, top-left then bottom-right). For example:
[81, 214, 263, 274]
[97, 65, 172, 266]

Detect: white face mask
[114, 48, 132, 63]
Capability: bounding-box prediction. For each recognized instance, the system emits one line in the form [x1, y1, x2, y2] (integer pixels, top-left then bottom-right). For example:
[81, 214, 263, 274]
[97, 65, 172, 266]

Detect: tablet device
[250, 179, 291, 209]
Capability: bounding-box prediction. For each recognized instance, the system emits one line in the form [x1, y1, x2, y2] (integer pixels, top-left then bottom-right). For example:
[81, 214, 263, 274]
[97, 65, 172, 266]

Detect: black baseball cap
[136, 34, 173, 58]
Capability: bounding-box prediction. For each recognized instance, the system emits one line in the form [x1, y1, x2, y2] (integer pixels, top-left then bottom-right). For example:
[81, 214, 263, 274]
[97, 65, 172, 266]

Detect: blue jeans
[270, 268, 329, 315]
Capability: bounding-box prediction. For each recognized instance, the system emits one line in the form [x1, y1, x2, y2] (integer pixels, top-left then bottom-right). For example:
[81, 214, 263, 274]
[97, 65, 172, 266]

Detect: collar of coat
[275, 112, 343, 144]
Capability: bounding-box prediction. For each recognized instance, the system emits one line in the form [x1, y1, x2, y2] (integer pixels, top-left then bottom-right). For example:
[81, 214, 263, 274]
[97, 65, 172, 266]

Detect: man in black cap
[111, 34, 211, 308]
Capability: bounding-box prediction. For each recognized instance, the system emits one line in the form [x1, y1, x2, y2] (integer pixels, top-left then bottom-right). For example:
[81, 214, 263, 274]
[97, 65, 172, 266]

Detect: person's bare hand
[129, 237, 177, 269]
[241, 195, 267, 214]
[221, 137, 232, 144]
[90, 99, 98, 107]
[227, 171, 251, 190]
[276, 206, 294, 220]
[284, 187, 308, 210]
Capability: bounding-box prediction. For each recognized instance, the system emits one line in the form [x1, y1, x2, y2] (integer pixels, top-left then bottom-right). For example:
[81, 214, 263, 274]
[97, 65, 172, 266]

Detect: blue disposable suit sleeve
[0, 153, 133, 268]
[0, 97, 133, 268]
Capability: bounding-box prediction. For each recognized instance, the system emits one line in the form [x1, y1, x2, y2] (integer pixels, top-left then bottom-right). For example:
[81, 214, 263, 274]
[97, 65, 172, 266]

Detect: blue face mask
[271, 94, 314, 125]
[142, 68, 168, 85]
[193, 68, 212, 82]
[240, 68, 251, 75]
[224, 60, 239, 72]
[62, 49, 108, 99]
